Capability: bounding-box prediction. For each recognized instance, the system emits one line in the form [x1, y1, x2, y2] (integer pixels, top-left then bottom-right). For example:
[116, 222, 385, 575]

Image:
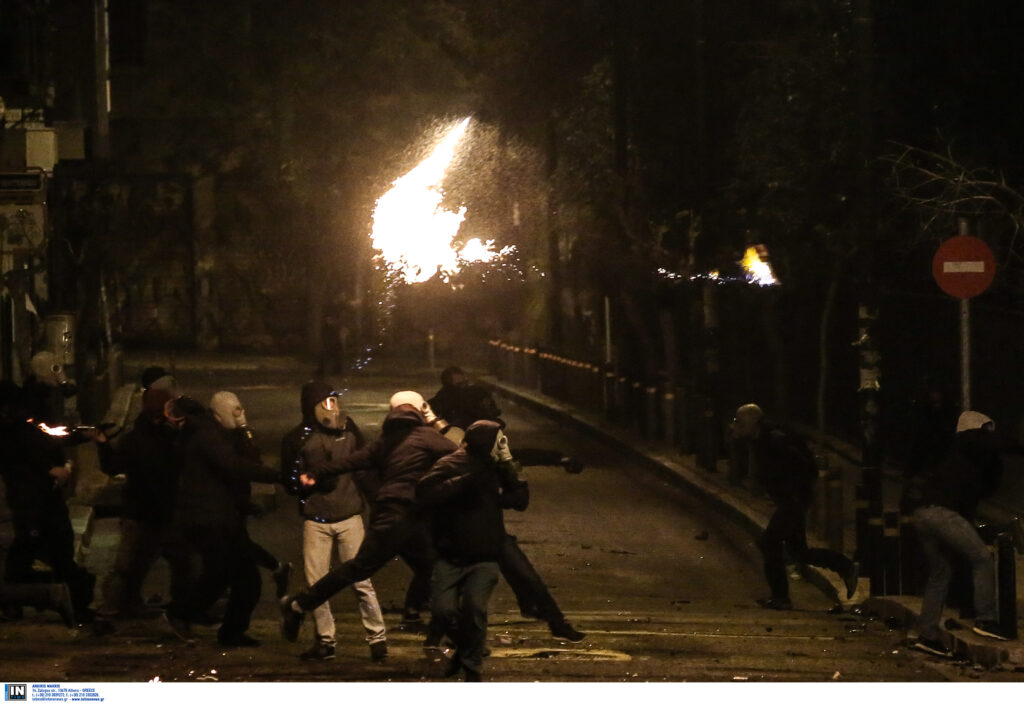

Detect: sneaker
[972, 620, 1009, 641]
[844, 562, 860, 600]
[549, 619, 586, 642]
[161, 611, 194, 643]
[300, 642, 336, 661]
[217, 630, 261, 647]
[369, 641, 388, 661]
[273, 562, 292, 600]
[756, 597, 793, 611]
[910, 636, 953, 658]
[279, 596, 304, 643]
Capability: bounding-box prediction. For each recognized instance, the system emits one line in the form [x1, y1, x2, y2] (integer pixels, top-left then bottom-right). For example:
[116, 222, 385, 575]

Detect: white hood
[956, 410, 994, 433]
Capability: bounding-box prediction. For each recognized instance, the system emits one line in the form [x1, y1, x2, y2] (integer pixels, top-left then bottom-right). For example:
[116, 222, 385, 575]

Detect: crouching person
[416, 420, 528, 682]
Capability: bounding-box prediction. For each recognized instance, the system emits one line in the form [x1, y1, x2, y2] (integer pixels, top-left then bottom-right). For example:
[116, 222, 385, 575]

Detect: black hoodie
[307, 407, 457, 504]
[416, 421, 529, 563]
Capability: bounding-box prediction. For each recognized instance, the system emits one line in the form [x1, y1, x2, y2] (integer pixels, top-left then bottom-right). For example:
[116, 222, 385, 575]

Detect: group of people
[731, 399, 1019, 660]
[1, 359, 586, 681]
[279, 367, 586, 681]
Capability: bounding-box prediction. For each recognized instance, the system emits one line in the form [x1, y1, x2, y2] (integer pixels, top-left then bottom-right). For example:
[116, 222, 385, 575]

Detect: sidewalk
[477, 373, 1024, 669]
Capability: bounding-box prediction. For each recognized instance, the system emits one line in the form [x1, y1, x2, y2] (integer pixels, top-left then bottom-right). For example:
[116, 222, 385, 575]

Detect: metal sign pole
[961, 297, 970, 411]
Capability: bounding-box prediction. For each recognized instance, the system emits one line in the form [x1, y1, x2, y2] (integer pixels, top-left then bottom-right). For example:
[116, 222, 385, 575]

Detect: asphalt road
[0, 359, 1015, 683]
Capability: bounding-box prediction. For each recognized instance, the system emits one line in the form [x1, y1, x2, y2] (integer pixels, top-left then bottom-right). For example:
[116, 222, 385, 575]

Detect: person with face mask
[732, 404, 858, 612]
[162, 396, 282, 647]
[427, 366, 585, 642]
[22, 351, 79, 427]
[280, 381, 387, 662]
[907, 411, 1024, 657]
[415, 420, 529, 682]
[209, 391, 292, 602]
[279, 390, 457, 645]
[0, 380, 95, 624]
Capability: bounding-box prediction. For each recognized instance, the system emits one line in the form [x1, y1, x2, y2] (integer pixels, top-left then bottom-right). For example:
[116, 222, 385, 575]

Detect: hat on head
[390, 390, 426, 411]
[142, 388, 175, 421]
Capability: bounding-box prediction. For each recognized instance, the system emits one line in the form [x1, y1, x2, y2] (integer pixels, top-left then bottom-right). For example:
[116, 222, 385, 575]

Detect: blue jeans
[912, 505, 996, 639]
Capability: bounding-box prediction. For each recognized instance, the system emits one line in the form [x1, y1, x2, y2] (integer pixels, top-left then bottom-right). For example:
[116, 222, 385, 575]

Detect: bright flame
[369, 117, 510, 284]
[740, 245, 779, 286]
[37, 422, 69, 437]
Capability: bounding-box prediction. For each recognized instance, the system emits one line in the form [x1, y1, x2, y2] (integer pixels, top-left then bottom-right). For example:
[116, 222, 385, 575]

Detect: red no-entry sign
[932, 235, 996, 299]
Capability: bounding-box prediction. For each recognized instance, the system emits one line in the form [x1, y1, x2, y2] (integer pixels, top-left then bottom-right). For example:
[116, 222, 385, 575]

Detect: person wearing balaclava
[732, 403, 858, 612]
[416, 420, 529, 682]
[209, 391, 292, 607]
[279, 390, 457, 646]
[280, 381, 387, 662]
[91, 387, 192, 632]
[0, 379, 95, 624]
[908, 411, 1024, 657]
[162, 396, 282, 647]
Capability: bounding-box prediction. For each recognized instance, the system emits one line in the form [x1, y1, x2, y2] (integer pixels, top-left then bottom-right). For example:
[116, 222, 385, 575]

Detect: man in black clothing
[279, 391, 458, 643]
[0, 380, 95, 621]
[908, 411, 1024, 657]
[92, 387, 190, 628]
[0, 381, 79, 626]
[733, 404, 858, 610]
[428, 366, 585, 642]
[417, 420, 529, 682]
[163, 397, 281, 647]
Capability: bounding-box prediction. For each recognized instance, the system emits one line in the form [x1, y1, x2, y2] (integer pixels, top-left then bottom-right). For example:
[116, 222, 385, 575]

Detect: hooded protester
[733, 404, 858, 611]
[162, 396, 281, 647]
[427, 366, 586, 642]
[0, 380, 95, 622]
[280, 381, 387, 662]
[908, 410, 1024, 657]
[416, 420, 529, 681]
[279, 390, 457, 645]
[209, 391, 292, 603]
[92, 387, 192, 629]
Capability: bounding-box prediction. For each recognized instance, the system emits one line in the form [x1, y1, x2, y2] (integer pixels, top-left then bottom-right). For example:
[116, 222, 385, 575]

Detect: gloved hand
[560, 457, 584, 474]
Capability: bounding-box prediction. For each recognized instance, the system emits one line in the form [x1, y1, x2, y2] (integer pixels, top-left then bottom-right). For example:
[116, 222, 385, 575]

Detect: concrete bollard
[867, 512, 884, 596]
[603, 371, 617, 420]
[883, 511, 901, 595]
[644, 386, 658, 439]
[996, 532, 1018, 639]
[662, 388, 676, 446]
[825, 469, 844, 553]
[854, 484, 869, 565]
[676, 388, 693, 455]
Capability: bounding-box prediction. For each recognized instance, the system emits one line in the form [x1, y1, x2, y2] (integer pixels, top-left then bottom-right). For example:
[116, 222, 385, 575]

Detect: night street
[4, 1, 1024, 691]
[0, 357, 1013, 683]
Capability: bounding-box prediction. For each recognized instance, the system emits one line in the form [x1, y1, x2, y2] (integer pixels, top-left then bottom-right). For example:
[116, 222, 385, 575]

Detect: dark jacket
[416, 422, 529, 563]
[0, 416, 68, 520]
[918, 426, 1019, 521]
[281, 381, 368, 522]
[427, 384, 502, 430]
[749, 423, 818, 507]
[308, 407, 457, 504]
[173, 412, 280, 529]
[96, 411, 181, 526]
